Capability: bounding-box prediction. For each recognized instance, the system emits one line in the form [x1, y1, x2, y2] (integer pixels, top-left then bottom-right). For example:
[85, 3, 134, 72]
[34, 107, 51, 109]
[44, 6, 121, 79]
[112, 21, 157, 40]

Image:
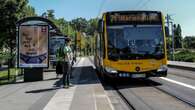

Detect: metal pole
[68, 23, 70, 36]
[166, 14, 170, 36]
[166, 14, 171, 57]
[74, 32, 77, 58]
[171, 22, 175, 61]
[8, 59, 10, 81]
[166, 14, 175, 61]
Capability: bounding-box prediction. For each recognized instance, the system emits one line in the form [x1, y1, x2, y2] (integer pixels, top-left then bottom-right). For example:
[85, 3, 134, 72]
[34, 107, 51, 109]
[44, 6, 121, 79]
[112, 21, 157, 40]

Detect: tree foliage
[41, 10, 98, 56]
[183, 36, 195, 49]
[174, 24, 183, 48]
[21, 5, 37, 18]
[71, 17, 88, 32]
[174, 49, 195, 62]
[0, 0, 28, 51]
[0, 0, 32, 67]
[87, 18, 98, 35]
[47, 9, 55, 21]
[0, 2, 99, 57]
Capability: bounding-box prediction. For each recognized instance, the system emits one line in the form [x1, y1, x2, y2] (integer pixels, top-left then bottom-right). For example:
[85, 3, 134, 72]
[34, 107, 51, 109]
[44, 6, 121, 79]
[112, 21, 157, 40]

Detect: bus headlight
[157, 65, 168, 72]
[105, 67, 118, 74]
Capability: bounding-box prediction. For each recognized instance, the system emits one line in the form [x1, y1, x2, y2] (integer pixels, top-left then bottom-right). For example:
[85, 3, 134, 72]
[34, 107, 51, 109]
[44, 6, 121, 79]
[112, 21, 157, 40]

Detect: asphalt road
[115, 79, 195, 110]
[88, 57, 195, 110]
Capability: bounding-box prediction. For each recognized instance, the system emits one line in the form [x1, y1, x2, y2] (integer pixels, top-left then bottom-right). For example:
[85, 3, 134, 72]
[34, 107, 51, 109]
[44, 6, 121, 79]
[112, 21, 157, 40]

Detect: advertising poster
[49, 36, 65, 62]
[19, 25, 49, 68]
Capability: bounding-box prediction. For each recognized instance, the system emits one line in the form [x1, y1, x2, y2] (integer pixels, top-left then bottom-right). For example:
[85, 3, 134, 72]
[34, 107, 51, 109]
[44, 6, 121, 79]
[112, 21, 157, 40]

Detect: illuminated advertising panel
[19, 25, 49, 68]
[106, 11, 162, 25]
[49, 36, 65, 62]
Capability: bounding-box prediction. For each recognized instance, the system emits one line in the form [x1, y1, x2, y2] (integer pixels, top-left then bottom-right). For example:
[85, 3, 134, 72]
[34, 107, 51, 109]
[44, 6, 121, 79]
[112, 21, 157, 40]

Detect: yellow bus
[94, 11, 168, 79]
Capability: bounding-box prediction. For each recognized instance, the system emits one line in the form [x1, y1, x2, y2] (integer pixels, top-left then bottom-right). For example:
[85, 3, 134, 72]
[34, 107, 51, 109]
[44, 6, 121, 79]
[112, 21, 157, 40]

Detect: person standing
[56, 39, 72, 88]
[63, 39, 73, 88]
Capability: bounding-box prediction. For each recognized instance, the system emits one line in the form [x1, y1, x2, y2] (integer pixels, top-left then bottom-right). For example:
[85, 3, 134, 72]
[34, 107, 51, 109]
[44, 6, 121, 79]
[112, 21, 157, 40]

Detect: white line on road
[92, 87, 98, 110]
[43, 58, 84, 110]
[105, 91, 115, 110]
[43, 86, 76, 110]
[160, 77, 195, 90]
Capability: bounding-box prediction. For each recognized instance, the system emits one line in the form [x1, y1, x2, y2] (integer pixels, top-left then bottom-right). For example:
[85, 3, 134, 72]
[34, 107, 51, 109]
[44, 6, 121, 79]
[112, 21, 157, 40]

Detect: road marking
[160, 77, 195, 90]
[105, 91, 115, 110]
[92, 87, 98, 110]
[43, 58, 83, 110]
[43, 86, 76, 110]
[88, 57, 114, 110]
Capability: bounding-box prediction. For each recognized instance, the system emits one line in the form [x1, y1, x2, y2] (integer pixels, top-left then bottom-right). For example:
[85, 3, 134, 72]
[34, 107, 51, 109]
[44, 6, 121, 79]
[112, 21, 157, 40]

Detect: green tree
[0, 0, 30, 79]
[54, 18, 68, 34]
[54, 18, 76, 38]
[87, 18, 98, 35]
[0, 0, 28, 54]
[47, 9, 55, 21]
[71, 17, 88, 32]
[166, 37, 172, 50]
[183, 36, 195, 49]
[174, 24, 183, 48]
[21, 5, 36, 18]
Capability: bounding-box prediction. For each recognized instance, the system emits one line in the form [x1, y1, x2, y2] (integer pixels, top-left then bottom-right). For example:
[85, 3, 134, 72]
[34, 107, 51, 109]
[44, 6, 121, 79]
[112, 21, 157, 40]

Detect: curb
[168, 64, 195, 71]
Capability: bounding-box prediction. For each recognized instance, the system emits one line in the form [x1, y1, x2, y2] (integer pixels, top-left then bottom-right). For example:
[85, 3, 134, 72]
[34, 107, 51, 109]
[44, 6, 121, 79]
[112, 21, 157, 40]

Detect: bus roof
[103, 10, 162, 15]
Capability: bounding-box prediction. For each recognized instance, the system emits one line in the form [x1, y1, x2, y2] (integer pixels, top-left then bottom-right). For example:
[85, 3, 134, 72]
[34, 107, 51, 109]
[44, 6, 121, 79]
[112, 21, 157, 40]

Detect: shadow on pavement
[25, 77, 63, 94]
[25, 88, 59, 93]
[116, 78, 162, 90]
[72, 65, 162, 91]
[97, 72, 162, 91]
[26, 66, 100, 94]
[72, 66, 99, 85]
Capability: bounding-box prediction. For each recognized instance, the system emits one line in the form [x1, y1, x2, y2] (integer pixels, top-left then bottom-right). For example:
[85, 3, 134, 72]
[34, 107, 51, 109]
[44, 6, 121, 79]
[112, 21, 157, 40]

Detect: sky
[29, 0, 195, 37]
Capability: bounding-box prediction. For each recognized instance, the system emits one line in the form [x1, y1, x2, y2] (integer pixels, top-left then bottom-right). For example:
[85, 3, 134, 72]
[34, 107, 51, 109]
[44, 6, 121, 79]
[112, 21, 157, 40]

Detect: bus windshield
[107, 25, 165, 60]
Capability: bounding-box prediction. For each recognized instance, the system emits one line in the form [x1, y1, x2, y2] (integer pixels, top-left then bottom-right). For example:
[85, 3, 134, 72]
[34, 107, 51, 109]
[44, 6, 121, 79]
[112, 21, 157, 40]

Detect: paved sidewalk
[168, 61, 195, 71]
[0, 72, 59, 110]
[0, 57, 113, 110]
[42, 57, 113, 110]
[169, 61, 195, 68]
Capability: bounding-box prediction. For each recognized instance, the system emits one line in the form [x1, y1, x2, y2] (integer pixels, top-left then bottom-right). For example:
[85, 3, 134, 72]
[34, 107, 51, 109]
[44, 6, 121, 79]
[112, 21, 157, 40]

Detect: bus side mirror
[165, 27, 169, 37]
[98, 19, 103, 33]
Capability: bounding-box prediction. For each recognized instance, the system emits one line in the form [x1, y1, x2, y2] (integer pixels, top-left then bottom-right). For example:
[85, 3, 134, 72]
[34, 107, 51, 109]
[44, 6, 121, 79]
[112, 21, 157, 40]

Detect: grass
[0, 68, 22, 85]
[168, 49, 195, 62]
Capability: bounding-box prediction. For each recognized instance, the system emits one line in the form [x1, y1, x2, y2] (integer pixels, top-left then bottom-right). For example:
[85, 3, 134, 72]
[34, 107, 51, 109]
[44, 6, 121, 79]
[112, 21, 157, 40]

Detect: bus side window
[98, 18, 105, 59]
[102, 33, 105, 58]
[100, 34, 103, 58]
[97, 34, 100, 57]
[100, 25, 105, 59]
[98, 19, 103, 33]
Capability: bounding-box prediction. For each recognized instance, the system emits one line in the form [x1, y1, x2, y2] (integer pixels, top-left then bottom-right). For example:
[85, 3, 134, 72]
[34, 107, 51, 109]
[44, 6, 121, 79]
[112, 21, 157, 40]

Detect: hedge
[171, 50, 195, 62]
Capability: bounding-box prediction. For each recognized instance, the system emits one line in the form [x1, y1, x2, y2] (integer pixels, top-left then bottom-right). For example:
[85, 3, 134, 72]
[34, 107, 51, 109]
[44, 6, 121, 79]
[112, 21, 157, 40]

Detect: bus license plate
[132, 74, 146, 78]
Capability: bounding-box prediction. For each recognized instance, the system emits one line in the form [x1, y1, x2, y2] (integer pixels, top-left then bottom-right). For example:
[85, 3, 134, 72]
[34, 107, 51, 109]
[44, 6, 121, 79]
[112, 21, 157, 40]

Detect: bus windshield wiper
[143, 53, 164, 60]
[108, 53, 119, 61]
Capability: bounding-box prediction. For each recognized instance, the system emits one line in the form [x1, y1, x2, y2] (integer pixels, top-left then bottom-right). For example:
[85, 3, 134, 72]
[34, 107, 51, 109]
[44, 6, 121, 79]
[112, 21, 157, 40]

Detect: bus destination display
[107, 12, 161, 25]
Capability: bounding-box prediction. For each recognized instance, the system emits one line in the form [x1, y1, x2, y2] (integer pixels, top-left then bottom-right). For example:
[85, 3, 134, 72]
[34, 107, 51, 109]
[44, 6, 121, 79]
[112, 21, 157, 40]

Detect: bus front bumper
[103, 65, 168, 78]
[104, 70, 167, 78]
